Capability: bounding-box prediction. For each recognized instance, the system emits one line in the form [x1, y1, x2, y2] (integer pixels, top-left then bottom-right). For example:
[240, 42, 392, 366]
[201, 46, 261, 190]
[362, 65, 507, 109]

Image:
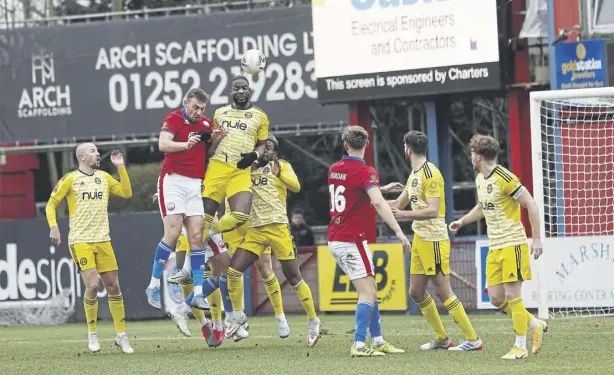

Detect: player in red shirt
[327, 125, 410, 357]
[146, 88, 225, 313]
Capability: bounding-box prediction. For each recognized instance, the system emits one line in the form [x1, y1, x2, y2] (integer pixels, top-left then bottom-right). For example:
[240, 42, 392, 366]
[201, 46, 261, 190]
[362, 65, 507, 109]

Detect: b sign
[317, 243, 407, 311]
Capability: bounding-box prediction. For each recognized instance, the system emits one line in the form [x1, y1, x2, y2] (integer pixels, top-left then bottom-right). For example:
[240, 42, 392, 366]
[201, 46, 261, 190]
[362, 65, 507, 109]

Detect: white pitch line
[1, 330, 609, 345]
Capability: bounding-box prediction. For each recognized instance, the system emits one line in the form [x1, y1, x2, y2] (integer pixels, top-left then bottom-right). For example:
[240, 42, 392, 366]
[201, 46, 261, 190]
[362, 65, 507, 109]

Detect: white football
[241, 49, 266, 75]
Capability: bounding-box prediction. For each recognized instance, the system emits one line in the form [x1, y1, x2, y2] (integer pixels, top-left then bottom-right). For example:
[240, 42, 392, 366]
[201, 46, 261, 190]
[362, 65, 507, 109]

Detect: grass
[1, 314, 613, 374]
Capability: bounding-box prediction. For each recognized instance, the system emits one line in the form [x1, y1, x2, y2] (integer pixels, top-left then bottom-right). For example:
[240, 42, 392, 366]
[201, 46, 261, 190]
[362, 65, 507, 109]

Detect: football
[241, 49, 266, 74]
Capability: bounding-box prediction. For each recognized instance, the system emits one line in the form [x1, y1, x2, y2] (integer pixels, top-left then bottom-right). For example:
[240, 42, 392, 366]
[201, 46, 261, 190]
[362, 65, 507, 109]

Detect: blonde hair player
[449, 134, 547, 360]
[46, 144, 133, 354]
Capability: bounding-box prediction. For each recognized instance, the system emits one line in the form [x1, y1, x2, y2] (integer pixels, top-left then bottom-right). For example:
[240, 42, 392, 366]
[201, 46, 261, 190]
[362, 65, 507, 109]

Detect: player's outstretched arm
[367, 187, 411, 250]
[516, 190, 543, 258]
[45, 174, 72, 245]
[108, 150, 132, 198]
[381, 182, 405, 194]
[277, 161, 300, 193]
[391, 197, 439, 221]
[159, 131, 200, 153]
[387, 189, 410, 209]
[449, 204, 484, 233]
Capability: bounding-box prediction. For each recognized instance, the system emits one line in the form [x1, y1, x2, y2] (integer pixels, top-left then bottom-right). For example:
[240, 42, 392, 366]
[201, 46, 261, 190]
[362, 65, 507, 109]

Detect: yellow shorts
[410, 235, 450, 276]
[224, 222, 248, 254]
[240, 223, 295, 261]
[224, 222, 271, 255]
[486, 244, 532, 286]
[69, 241, 117, 273]
[175, 233, 190, 254]
[202, 159, 251, 203]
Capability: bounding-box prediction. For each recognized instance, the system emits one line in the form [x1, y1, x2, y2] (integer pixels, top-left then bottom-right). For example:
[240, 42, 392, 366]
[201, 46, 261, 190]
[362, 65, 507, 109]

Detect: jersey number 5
[329, 184, 346, 213]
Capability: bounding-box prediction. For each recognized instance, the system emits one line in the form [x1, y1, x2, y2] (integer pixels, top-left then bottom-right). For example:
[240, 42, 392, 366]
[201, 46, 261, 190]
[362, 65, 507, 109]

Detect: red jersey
[327, 156, 380, 242]
[159, 109, 212, 179]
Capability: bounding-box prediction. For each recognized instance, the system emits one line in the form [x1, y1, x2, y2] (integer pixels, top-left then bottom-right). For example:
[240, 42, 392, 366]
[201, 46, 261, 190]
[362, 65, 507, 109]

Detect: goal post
[530, 87, 614, 320]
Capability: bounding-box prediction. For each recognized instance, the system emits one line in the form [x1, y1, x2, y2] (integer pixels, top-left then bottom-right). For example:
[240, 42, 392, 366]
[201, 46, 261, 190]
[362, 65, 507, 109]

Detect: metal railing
[0, 121, 347, 154]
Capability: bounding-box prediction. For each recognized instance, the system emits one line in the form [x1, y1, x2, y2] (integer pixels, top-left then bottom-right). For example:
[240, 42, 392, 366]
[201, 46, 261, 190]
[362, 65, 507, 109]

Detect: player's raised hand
[110, 150, 124, 166]
[394, 230, 411, 252]
[186, 134, 201, 149]
[448, 220, 463, 234]
[50, 227, 61, 246]
[531, 237, 543, 259]
[380, 182, 404, 193]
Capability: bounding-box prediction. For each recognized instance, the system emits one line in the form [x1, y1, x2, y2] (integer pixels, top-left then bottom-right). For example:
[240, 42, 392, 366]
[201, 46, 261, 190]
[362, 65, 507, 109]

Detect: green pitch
[1, 314, 612, 374]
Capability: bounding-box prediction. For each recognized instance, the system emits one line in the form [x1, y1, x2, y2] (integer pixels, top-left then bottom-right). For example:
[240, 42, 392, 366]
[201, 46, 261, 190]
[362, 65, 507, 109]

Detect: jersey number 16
[329, 184, 346, 213]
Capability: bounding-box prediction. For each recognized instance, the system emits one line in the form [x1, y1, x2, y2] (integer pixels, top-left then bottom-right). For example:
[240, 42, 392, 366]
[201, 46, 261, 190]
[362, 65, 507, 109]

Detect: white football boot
[276, 314, 290, 338]
[307, 317, 321, 347]
[114, 332, 134, 354]
[88, 332, 100, 353]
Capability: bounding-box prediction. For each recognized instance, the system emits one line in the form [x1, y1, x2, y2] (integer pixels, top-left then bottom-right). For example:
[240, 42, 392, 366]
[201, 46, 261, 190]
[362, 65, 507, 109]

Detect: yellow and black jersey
[250, 160, 299, 227]
[476, 165, 527, 250]
[405, 161, 448, 241]
[211, 104, 270, 164]
[46, 168, 132, 245]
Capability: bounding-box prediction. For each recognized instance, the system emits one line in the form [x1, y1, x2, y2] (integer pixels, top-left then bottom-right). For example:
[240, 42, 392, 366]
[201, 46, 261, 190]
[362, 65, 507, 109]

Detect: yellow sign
[317, 243, 407, 311]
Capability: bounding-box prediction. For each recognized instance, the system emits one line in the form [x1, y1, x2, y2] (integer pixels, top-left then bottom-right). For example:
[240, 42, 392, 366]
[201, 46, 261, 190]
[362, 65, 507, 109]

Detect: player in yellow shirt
[200, 75, 269, 242]
[222, 201, 290, 340]
[45, 144, 133, 354]
[225, 135, 321, 347]
[449, 134, 547, 359]
[384, 131, 482, 351]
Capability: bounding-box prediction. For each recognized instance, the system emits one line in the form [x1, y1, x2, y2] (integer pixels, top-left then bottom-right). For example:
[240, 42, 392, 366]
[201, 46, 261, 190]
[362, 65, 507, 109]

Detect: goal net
[0, 288, 75, 326]
[530, 87, 614, 319]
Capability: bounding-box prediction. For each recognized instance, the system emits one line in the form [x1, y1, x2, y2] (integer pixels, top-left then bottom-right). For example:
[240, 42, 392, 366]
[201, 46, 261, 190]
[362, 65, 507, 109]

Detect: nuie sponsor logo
[479, 201, 495, 211]
[222, 120, 248, 131]
[82, 191, 103, 200]
[252, 177, 269, 186]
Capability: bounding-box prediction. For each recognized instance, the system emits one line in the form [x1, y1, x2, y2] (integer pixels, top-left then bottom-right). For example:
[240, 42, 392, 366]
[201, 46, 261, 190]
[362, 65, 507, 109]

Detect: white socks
[528, 317, 540, 330]
[515, 335, 527, 350]
[182, 255, 192, 273]
[149, 277, 160, 288]
[372, 336, 385, 345]
[177, 302, 190, 316]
